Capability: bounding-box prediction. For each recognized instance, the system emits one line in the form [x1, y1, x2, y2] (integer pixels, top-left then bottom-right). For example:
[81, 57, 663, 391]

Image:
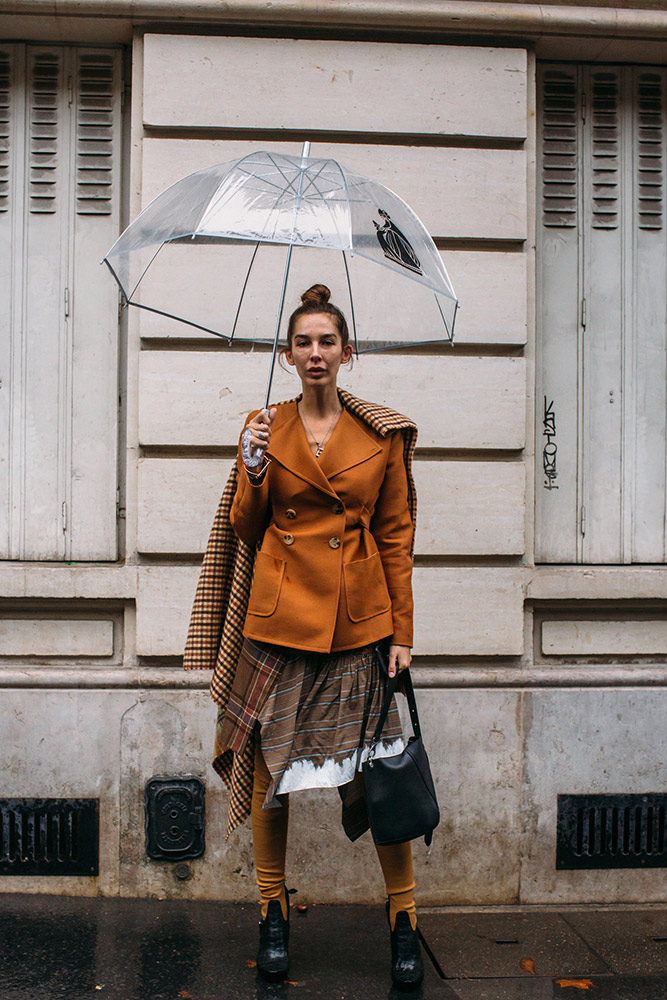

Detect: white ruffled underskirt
[271, 736, 406, 799]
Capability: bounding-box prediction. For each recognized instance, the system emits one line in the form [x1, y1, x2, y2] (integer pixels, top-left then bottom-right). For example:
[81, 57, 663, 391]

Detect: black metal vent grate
[0, 798, 99, 876]
[557, 793, 667, 869]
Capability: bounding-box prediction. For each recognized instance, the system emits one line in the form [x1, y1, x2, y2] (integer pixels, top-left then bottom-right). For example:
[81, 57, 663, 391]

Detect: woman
[185, 284, 422, 990]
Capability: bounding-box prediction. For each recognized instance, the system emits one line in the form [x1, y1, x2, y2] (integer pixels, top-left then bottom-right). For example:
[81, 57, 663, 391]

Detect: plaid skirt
[214, 639, 404, 837]
[257, 643, 404, 806]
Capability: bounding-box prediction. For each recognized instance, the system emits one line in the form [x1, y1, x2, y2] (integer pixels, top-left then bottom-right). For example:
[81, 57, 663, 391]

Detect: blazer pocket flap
[344, 552, 392, 623]
[248, 550, 285, 617]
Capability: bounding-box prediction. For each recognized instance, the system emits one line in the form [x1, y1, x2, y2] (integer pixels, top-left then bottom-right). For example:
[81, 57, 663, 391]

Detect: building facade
[2, 0, 667, 904]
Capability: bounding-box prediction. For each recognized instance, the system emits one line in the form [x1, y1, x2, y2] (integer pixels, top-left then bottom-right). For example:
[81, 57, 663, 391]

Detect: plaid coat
[183, 389, 418, 838]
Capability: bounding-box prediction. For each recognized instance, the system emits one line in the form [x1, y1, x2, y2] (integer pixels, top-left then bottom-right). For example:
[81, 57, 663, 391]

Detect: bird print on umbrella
[373, 209, 423, 275]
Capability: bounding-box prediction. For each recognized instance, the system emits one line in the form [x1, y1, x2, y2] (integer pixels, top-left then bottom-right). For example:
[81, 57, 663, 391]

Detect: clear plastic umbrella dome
[104, 148, 458, 357]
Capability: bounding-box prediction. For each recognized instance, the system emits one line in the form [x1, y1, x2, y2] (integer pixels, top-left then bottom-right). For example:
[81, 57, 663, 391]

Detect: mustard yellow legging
[252, 743, 416, 929]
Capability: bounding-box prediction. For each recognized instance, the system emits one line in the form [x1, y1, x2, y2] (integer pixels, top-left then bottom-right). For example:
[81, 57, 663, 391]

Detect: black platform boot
[387, 902, 424, 992]
[257, 890, 290, 982]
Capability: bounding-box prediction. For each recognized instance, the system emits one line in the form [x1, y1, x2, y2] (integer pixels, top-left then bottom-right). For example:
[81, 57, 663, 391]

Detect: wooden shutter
[537, 64, 667, 564]
[0, 46, 17, 557]
[0, 45, 122, 561]
[69, 49, 122, 559]
[632, 70, 667, 563]
[581, 67, 624, 563]
[536, 65, 581, 562]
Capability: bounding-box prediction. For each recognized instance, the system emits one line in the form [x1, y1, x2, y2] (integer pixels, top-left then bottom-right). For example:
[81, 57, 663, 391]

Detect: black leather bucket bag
[361, 644, 440, 847]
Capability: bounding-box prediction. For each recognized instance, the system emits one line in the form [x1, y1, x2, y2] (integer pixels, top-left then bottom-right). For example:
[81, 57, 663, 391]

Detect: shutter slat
[76, 53, 115, 215]
[637, 72, 664, 231]
[29, 52, 59, 215]
[0, 51, 11, 212]
[541, 68, 578, 228]
[591, 71, 619, 230]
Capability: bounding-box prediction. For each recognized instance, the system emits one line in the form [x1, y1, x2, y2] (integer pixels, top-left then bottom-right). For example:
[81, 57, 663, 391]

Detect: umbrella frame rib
[230, 241, 261, 342]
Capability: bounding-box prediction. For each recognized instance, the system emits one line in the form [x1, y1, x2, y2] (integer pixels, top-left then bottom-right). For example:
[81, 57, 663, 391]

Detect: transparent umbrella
[103, 142, 458, 411]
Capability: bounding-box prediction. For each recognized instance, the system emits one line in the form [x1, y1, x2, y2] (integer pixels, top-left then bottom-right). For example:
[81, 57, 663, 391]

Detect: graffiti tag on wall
[543, 397, 558, 490]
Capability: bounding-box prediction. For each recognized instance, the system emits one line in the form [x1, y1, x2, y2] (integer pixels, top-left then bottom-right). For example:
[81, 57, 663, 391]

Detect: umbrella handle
[240, 410, 268, 468]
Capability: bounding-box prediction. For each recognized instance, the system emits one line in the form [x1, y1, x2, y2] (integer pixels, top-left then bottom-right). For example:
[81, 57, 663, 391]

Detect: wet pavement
[1, 894, 667, 1000]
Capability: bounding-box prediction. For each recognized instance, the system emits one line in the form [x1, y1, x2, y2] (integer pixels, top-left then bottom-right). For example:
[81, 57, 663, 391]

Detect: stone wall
[1, 21, 666, 906]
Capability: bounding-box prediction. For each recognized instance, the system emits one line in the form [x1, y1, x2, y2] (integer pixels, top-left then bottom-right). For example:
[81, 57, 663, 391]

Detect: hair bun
[301, 283, 331, 306]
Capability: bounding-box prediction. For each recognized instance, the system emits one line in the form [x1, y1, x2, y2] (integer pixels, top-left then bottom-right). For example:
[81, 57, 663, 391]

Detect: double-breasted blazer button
[332, 503, 344, 515]
[284, 534, 295, 545]
[329, 537, 341, 549]
[285, 508, 297, 520]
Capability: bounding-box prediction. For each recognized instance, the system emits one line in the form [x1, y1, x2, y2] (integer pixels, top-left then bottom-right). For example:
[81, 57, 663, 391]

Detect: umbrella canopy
[104, 148, 458, 357]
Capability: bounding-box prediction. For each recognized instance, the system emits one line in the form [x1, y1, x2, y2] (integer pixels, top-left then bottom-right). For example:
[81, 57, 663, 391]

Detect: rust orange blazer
[230, 400, 414, 654]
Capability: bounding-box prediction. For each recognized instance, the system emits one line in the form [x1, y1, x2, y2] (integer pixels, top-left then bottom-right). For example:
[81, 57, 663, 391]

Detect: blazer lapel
[268, 403, 338, 498]
[319, 409, 382, 480]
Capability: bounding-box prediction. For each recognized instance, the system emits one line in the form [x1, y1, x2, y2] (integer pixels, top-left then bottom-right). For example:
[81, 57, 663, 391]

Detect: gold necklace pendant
[299, 404, 341, 458]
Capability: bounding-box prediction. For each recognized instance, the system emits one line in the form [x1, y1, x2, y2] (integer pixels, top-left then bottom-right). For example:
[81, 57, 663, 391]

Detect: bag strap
[371, 643, 422, 745]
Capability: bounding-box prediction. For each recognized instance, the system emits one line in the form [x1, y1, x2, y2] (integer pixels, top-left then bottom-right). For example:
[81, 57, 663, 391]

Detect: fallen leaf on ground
[178, 992, 193, 998]
[296, 903, 308, 913]
[520, 958, 536, 975]
[246, 959, 257, 968]
[285, 981, 303, 987]
[555, 980, 597, 990]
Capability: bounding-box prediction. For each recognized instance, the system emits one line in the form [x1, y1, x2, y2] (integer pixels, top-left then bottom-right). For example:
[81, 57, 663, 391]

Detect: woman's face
[285, 313, 352, 388]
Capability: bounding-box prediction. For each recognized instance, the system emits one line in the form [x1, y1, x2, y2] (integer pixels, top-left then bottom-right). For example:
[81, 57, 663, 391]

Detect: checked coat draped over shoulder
[183, 389, 418, 838]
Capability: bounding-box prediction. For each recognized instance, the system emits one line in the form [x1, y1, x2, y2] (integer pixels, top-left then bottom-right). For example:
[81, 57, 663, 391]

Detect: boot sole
[258, 965, 289, 983]
[391, 974, 424, 992]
